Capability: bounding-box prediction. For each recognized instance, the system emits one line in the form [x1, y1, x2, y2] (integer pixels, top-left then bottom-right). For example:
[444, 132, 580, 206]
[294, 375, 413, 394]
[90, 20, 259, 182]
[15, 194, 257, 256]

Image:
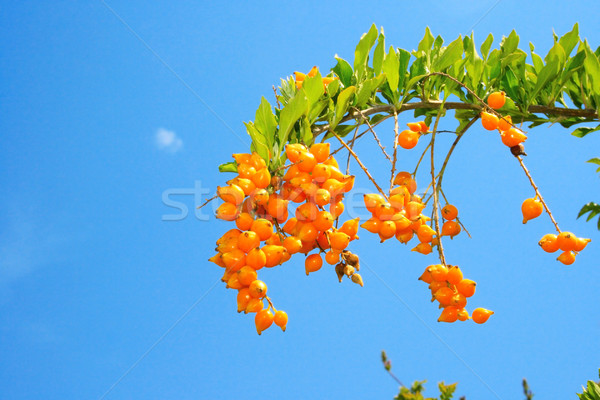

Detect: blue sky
[1, 1, 600, 399]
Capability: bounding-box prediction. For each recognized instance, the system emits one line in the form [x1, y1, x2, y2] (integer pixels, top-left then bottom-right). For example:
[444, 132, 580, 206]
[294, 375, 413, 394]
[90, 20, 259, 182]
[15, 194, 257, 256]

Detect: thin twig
[436, 116, 480, 190]
[346, 125, 360, 175]
[330, 115, 393, 156]
[516, 155, 561, 233]
[429, 106, 447, 266]
[329, 129, 389, 201]
[389, 111, 400, 193]
[353, 107, 392, 162]
[197, 195, 217, 209]
[272, 85, 281, 108]
[412, 141, 433, 176]
[311, 101, 598, 136]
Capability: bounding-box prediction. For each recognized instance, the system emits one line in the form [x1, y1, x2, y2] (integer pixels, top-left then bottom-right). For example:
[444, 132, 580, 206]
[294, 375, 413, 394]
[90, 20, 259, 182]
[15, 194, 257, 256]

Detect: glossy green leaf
[355, 75, 385, 107]
[303, 71, 324, 106]
[330, 86, 356, 129]
[383, 45, 400, 93]
[254, 97, 277, 146]
[278, 91, 308, 146]
[354, 24, 378, 82]
[572, 125, 600, 138]
[244, 122, 270, 161]
[501, 30, 519, 55]
[373, 28, 385, 76]
[326, 78, 341, 97]
[558, 22, 580, 57]
[333, 56, 353, 87]
[218, 161, 237, 173]
[530, 59, 559, 101]
[417, 27, 434, 54]
[480, 33, 494, 60]
[433, 36, 463, 71]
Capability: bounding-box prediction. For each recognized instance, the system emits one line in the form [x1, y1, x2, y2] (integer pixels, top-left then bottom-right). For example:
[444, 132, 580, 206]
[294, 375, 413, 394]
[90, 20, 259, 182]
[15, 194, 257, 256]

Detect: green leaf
[578, 202, 600, 230]
[480, 33, 494, 61]
[254, 97, 277, 147]
[303, 71, 324, 106]
[572, 125, 600, 138]
[558, 22, 580, 57]
[373, 28, 385, 76]
[278, 91, 308, 147]
[300, 116, 313, 145]
[529, 43, 544, 73]
[397, 48, 411, 91]
[330, 86, 356, 129]
[218, 161, 237, 173]
[244, 122, 270, 161]
[333, 56, 353, 87]
[326, 78, 341, 97]
[354, 24, 378, 82]
[501, 30, 519, 56]
[383, 45, 400, 94]
[529, 59, 560, 102]
[355, 75, 385, 107]
[584, 45, 600, 95]
[417, 27, 434, 54]
[433, 36, 463, 71]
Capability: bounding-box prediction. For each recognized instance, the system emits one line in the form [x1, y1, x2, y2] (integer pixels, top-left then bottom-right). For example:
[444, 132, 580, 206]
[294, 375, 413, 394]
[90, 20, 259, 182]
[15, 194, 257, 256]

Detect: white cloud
[155, 128, 183, 153]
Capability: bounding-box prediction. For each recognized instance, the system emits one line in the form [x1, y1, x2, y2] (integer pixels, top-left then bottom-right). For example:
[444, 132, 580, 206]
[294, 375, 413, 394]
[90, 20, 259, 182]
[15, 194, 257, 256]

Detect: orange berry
[393, 172, 417, 193]
[330, 200, 345, 218]
[361, 217, 381, 234]
[314, 188, 331, 206]
[311, 164, 331, 184]
[266, 195, 289, 221]
[557, 251, 576, 265]
[248, 280, 267, 298]
[313, 210, 334, 231]
[438, 306, 459, 323]
[471, 308, 494, 324]
[208, 253, 225, 268]
[412, 242, 432, 255]
[232, 153, 252, 165]
[296, 202, 319, 222]
[405, 202, 426, 220]
[418, 121, 429, 133]
[245, 297, 264, 313]
[416, 224, 436, 243]
[216, 202, 240, 221]
[429, 280, 446, 295]
[262, 245, 286, 268]
[418, 268, 433, 284]
[297, 151, 317, 173]
[433, 287, 454, 306]
[441, 220, 461, 238]
[297, 222, 318, 243]
[236, 288, 252, 312]
[230, 178, 256, 197]
[446, 266, 463, 285]
[501, 128, 527, 147]
[441, 204, 458, 220]
[217, 184, 246, 205]
[395, 228, 414, 244]
[480, 111, 499, 130]
[339, 218, 360, 239]
[521, 198, 543, 224]
[226, 274, 243, 290]
[309, 143, 331, 163]
[252, 168, 271, 189]
[237, 231, 261, 253]
[274, 310, 288, 331]
[457, 308, 470, 321]
[329, 231, 350, 251]
[397, 129, 420, 149]
[222, 249, 246, 272]
[325, 250, 340, 265]
[557, 231, 577, 252]
[456, 279, 476, 298]
[250, 218, 273, 241]
[255, 308, 274, 335]
[249, 153, 267, 170]
[237, 266, 258, 286]
[237, 163, 257, 179]
[378, 220, 397, 242]
[487, 91, 506, 109]
[428, 264, 448, 281]
[538, 233, 559, 253]
[305, 253, 323, 275]
[235, 212, 254, 231]
[364, 193, 386, 213]
[498, 115, 512, 132]
[283, 236, 303, 254]
[282, 218, 298, 235]
[245, 248, 267, 270]
[285, 143, 307, 163]
[407, 122, 422, 132]
[574, 237, 591, 252]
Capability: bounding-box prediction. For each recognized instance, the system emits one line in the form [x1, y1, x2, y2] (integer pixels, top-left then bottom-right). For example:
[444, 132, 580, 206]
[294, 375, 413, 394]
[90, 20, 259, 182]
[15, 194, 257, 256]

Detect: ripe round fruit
[397, 129, 420, 149]
[456, 279, 476, 297]
[305, 253, 323, 275]
[248, 280, 268, 298]
[556, 231, 577, 251]
[237, 266, 258, 286]
[557, 251, 576, 265]
[480, 112, 499, 130]
[441, 204, 458, 220]
[472, 308, 494, 324]
[538, 233, 559, 253]
[255, 308, 274, 335]
[438, 306, 459, 323]
[487, 91, 506, 109]
[274, 310, 288, 331]
[521, 198, 543, 224]
[250, 218, 274, 241]
[237, 231, 261, 253]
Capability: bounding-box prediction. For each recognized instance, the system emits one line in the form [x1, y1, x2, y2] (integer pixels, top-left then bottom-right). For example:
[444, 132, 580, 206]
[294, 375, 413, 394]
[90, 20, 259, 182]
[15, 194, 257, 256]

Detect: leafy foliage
[577, 370, 600, 400]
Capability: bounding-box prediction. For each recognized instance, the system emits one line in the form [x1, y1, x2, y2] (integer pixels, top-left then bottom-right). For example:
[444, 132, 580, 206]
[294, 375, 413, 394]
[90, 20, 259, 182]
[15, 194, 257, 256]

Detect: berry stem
[329, 129, 390, 201]
[330, 116, 393, 157]
[353, 107, 392, 163]
[429, 106, 447, 266]
[346, 124, 360, 175]
[412, 141, 433, 176]
[389, 110, 400, 193]
[436, 116, 479, 190]
[516, 155, 561, 233]
[197, 195, 217, 210]
[272, 85, 281, 109]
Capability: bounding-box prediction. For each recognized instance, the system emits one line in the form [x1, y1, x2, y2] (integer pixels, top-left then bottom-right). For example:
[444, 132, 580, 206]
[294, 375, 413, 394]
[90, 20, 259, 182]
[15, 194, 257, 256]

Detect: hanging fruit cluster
[210, 144, 364, 335]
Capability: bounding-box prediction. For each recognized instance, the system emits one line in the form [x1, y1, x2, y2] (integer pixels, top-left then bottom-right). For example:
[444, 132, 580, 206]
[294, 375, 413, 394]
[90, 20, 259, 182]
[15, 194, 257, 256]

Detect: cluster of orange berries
[361, 173, 461, 254]
[397, 121, 429, 149]
[480, 91, 528, 149]
[418, 264, 493, 324]
[294, 66, 337, 90]
[538, 231, 591, 265]
[211, 144, 364, 334]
